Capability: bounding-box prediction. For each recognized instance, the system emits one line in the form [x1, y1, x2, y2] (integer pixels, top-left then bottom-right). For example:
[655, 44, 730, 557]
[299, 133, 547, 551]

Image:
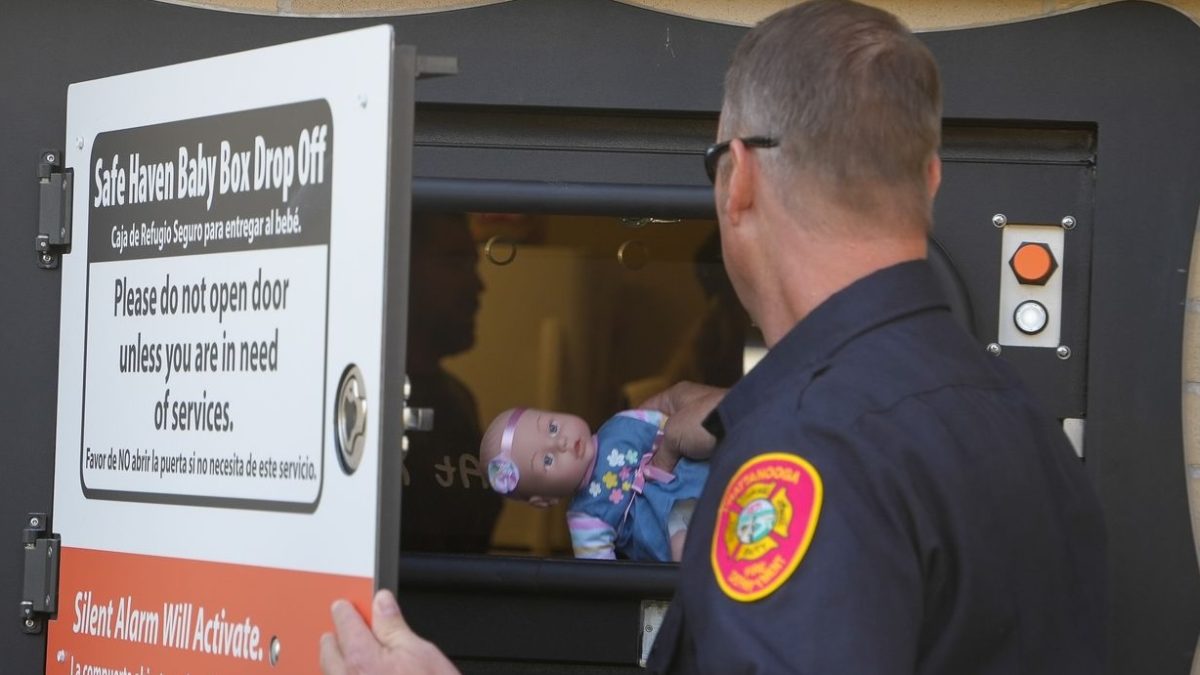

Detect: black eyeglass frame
[703, 136, 780, 183]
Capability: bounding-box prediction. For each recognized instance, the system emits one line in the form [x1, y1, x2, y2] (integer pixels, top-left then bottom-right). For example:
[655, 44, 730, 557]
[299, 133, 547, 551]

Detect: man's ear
[722, 139, 759, 228]
[527, 495, 559, 509]
[926, 153, 942, 201]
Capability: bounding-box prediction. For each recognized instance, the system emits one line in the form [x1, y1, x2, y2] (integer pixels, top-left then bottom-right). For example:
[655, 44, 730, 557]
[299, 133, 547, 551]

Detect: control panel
[997, 222, 1066, 349]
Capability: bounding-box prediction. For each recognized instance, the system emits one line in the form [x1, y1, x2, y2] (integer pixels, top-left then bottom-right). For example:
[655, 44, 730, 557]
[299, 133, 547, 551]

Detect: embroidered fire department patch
[711, 452, 823, 602]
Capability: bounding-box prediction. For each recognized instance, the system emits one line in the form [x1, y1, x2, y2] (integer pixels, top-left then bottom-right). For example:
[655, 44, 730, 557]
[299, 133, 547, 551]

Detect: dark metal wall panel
[412, 105, 718, 185]
[934, 160, 1094, 418]
[927, 6, 1200, 673]
[394, 555, 675, 669]
[399, 589, 643, 664]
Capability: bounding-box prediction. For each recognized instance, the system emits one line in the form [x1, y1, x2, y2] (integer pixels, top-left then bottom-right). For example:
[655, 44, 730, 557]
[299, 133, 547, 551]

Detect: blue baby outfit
[567, 410, 709, 562]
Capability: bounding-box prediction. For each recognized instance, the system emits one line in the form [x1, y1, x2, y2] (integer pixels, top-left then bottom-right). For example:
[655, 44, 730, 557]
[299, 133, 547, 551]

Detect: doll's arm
[566, 512, 617, 560]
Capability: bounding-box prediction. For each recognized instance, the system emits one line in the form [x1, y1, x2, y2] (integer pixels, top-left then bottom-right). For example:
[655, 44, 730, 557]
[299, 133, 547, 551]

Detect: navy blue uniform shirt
[647, 260, 1106, 674]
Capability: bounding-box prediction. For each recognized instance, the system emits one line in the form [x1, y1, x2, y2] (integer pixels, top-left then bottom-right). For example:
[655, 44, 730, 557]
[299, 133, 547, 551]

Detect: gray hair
[722, 0, 942, 230]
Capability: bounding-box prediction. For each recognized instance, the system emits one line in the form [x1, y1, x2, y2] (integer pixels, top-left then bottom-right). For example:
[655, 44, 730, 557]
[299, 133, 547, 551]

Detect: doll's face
[490, 409, 595, 502]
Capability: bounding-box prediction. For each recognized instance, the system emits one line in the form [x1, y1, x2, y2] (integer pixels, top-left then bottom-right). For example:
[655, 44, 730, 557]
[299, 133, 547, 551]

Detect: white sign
[82, 101, 333, 508]
[48, 26, 404, 675]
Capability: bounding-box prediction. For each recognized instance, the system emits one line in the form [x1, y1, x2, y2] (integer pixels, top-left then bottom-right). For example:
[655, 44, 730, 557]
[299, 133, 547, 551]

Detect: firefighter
[320, 1, 1106, 673]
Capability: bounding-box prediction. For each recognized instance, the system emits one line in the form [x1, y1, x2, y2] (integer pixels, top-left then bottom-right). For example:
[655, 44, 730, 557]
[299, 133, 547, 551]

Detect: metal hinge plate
[19, 513, 60, 634]
[400, 375, 434, 461]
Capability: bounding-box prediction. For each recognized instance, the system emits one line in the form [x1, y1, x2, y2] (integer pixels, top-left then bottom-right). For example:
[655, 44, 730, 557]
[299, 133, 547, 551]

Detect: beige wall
[160, 0, 507, 17]
[625, 0, 1200, 30]
[161, 0, 1200, 29]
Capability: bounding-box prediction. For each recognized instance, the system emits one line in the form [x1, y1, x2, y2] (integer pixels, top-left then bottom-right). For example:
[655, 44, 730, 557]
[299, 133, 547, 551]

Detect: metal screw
[645, 624, 653, 633]
[24, 619, 35, 629]
[45, 595, 51, 606]
[56, 650, 65, 663]
[986, 343, 1002, 356]
[44, 153, 56, 163]
[1056, 345, 1072, 360]
[41, 254, 53, 265]
[357, 94, 368, 109]
[992, 214, 1007, 228]
[270, 636, 282, 666]
[29, 517, 40, 527]
[76, 137, 84, 150]
[47, 546, 53, 558]
[1061, 216, 1076, 230]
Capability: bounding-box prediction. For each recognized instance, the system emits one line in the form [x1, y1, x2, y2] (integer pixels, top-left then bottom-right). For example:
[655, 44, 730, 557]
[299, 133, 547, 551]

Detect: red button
[1009, 242, 1057, 285]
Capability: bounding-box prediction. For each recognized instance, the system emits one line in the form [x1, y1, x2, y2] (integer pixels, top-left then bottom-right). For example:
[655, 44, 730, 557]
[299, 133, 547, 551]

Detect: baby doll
[480, 407, 708, 562]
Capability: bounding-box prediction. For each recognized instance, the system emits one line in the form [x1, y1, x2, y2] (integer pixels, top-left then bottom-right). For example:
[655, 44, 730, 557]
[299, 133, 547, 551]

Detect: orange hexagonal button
[1009, 241, 1058, 285]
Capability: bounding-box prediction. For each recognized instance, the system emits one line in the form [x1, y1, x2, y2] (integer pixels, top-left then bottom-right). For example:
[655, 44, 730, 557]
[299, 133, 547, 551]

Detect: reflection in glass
[401, 213, 501, 553]
[402, 212, 748, 557]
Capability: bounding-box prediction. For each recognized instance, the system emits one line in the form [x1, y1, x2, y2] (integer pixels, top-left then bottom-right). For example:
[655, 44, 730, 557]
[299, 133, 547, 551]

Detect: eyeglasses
[704, 136, 779, 183]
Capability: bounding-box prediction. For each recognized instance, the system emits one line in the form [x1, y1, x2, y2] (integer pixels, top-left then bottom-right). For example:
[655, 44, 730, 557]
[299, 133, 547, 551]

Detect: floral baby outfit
[566, 410, 708, 561]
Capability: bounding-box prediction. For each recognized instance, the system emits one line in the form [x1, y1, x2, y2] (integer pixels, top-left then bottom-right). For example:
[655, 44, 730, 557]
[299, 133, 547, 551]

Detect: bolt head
[41, 254, 53, 264]
[29, 517, 40, 527]
[1061, 216, 1076, 230]
[986, 343, 1002, 356]
[44, 153, 55, 163]
[1009, 242, 1058, 286]
[24, 619, 35, 628]
[992, 214, 1007, 228]
[1056, 345, 1072, 360]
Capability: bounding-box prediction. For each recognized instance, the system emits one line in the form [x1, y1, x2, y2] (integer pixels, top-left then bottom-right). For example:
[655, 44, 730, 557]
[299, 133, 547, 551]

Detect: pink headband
[487, 408, 525, 494]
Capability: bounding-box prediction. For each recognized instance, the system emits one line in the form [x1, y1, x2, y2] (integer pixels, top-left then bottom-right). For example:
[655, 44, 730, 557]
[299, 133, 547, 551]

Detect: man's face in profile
[409, 215, 484, 360]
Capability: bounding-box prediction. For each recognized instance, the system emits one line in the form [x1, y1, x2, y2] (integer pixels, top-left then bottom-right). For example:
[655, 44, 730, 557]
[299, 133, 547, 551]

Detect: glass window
[401, 211, 748, 557]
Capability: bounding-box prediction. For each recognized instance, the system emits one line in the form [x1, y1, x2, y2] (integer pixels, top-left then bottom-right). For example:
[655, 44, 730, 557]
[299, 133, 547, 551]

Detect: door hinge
[35, 149, 73, 270]
[402, 375, 435, 432]
[415, 55, 458, 80]
[19, 512, 60, 634]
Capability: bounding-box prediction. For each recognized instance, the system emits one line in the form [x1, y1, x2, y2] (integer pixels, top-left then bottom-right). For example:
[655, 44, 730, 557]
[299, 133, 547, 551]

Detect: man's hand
[320, 589, 459, 675]
[645, 381, 727, 471]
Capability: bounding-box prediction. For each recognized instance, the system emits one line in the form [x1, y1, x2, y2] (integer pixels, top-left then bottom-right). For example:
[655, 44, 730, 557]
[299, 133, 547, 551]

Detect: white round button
[1013, 300, 1049, 335]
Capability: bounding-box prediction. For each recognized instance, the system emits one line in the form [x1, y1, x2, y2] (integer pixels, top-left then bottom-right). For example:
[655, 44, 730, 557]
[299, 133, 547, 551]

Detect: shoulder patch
[711, 452, 823, 602]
